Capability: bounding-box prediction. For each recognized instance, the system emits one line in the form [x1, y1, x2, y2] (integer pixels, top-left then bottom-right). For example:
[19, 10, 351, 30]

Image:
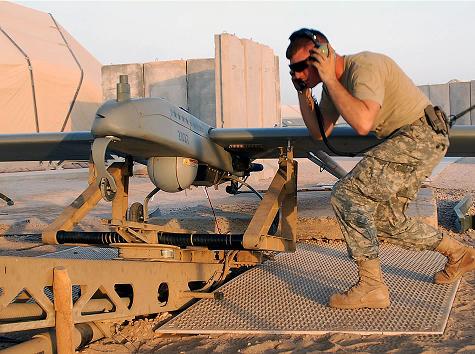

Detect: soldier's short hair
[286, 28, 329, 59]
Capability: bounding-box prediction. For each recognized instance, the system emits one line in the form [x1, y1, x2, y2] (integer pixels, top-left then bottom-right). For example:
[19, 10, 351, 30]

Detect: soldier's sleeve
[349, 64, 384, 106]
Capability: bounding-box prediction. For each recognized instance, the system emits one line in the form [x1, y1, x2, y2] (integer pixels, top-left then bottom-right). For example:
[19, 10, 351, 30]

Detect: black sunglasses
[289, 56, 311, 73]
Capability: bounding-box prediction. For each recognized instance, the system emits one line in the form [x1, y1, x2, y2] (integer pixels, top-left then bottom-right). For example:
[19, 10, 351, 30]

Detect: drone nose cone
[92, 102, 117, 136]
[91, 114, 109, 137]
[92, 99, 140, 138]
[96, 100, 117, 117]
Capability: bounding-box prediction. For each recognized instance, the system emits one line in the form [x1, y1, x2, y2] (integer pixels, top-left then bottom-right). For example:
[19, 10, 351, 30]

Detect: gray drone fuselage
[92, 97, 234, 173]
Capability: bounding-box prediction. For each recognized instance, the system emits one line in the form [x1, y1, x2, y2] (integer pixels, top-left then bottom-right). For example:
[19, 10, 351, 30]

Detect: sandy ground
[1, 158, 474, 353]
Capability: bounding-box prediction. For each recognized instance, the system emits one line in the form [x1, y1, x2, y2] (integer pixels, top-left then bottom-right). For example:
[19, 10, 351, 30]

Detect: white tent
[0, 2, 102, 133]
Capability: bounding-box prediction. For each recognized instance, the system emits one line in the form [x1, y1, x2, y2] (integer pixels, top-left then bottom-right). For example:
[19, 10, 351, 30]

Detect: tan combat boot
[434, 235, 475, 284]
[329, 258, 390, 309]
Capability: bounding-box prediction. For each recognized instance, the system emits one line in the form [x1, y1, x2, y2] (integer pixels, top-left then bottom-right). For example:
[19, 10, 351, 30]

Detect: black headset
[289, 28, 325, 46]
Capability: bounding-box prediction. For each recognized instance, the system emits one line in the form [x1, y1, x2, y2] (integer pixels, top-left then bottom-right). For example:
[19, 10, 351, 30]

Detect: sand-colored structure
[0, 2, 102, 133]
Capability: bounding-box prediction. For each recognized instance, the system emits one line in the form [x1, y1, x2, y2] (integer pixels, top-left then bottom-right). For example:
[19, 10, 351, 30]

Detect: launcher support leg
[42, 162, 128, 245]
[242, 148, 297, 251]
[53, 267, 74, 354]
[281, 154, 298, 252]
[111, 158, 132, 224]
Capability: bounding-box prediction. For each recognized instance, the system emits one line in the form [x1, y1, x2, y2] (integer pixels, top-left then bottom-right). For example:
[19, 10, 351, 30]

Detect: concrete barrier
[242, 39, 262, 128]
[187, 59, 216, 127]
[215, 34, 246, 128]
[215, 33, 280, 128]
[261, 45, 279, 128]
[144, 60, 187, 108]
[449, 81, 471, 125]
[418, 85, 430, 98]
[101, 64, 144, 101]
[428, 83, 450, 115]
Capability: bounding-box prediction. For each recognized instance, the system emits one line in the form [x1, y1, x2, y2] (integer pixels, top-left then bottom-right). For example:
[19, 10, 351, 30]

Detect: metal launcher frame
[0, 147, 297, 352]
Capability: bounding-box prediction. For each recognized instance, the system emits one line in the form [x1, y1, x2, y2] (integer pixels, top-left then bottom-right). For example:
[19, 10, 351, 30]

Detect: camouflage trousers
[330, 118, 449, 261]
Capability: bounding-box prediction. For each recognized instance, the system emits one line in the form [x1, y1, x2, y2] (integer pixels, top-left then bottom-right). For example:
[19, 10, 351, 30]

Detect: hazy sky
[18, 1, 475, 105]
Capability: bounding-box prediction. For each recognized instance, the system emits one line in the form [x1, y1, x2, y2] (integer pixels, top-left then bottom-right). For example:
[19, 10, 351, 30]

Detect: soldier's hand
[309, 43, 337, 84]
[290, 71, 307, 92]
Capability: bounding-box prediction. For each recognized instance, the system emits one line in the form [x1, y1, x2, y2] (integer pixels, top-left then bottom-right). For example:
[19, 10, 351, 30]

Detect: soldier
[286, 28, 475, 309]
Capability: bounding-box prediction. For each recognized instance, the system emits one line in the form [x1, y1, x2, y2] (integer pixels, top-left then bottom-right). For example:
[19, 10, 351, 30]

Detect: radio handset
[314, 43, 329, 58]
[294, 79, 307, 91]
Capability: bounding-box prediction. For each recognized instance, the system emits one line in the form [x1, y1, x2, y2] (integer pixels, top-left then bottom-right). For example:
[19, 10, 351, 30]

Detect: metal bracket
[92, 136, 120, 201]
[144, 187, 160, 222]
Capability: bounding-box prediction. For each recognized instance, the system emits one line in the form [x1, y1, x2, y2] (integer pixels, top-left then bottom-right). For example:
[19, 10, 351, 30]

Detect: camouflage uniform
[330, 117, 449, 261]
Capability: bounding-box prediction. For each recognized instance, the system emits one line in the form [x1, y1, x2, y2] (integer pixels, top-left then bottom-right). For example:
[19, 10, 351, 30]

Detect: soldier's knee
[331, 178, 347, 209]
[331, 176, 364, 212]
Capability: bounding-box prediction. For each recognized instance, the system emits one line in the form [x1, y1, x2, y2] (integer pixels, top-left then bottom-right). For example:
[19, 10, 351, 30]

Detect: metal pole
[48, 14, 84, 132]
[0, 323, 105, 354]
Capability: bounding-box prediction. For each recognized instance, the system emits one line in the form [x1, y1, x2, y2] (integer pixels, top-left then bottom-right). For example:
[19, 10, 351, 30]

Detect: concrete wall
[261, 46, 279, 127]
[144, 60, 187, 109]
[187, 59, 216, 127]
[419, 80, 475, 125]
[428, 83, 450, 116]
[242, 39, 261, 128]
[103, 34, 281, 128]
[449, 81, 471, 125]
[102, 59, 216, 126]
[215, 34, 246, 128]
[418, 85, 430, 98]
[215, 33, 280, 128]
[102, 64, 144, 101]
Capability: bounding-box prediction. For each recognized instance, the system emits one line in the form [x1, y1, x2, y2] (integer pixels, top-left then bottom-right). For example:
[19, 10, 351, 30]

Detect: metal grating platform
[158, 242, 460, 335]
